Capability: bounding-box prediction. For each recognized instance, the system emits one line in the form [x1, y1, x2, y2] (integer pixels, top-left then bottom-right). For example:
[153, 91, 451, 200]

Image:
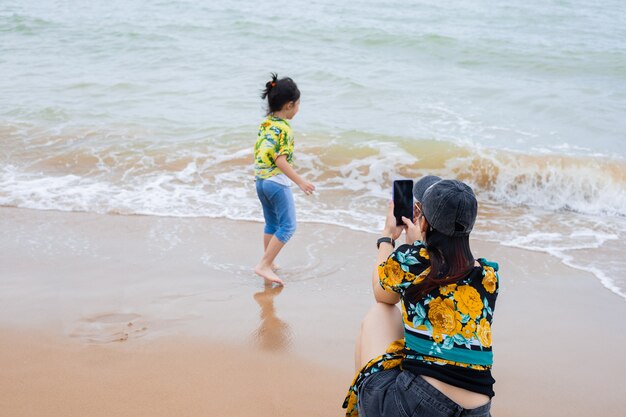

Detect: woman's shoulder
[465, 257, 501, 296]
[378, 241, 430, 294]
[477, 258, 499, 272]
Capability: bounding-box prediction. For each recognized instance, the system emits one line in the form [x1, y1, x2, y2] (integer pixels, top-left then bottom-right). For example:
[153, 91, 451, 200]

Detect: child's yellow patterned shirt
[254, 116, 294, 179]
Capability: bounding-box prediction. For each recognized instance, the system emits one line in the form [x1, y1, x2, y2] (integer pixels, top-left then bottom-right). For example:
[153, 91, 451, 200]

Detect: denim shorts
[255, 179, 297, 243]
[358, 369, 491, 417]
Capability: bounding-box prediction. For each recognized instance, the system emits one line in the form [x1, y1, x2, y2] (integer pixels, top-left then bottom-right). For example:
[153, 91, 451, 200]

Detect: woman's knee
[360, 303, 402, 335]
[365, 303, 401, 321]
[357, 303, 403, 369]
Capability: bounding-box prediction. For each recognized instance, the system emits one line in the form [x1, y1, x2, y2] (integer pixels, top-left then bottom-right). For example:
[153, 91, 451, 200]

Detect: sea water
[1, 0, 625, 299]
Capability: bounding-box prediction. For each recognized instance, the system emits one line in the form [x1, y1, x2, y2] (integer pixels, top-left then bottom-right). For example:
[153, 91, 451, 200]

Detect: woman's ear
[413, 202, 422, 224]
[419, 216, 429, 235]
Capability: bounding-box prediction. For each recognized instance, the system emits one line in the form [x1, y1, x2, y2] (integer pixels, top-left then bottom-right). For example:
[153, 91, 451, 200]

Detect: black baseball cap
[412, 175, 442, 202]
[421, 179, 477, 237]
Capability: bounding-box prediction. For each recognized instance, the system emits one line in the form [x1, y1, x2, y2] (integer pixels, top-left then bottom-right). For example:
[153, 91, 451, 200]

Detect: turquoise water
[2, 0, 626, 154]
[1, 0, 625, 299]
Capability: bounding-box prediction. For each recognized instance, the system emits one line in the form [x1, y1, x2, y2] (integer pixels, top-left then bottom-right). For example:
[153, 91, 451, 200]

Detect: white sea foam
[496, 233, 626, 300]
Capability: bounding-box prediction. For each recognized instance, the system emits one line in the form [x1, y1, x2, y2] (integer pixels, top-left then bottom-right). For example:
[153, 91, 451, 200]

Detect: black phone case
[393, 180, 414, 226]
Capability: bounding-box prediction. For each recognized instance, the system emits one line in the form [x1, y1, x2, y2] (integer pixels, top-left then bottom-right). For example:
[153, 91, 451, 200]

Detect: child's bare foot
[254, 263, 284, 286]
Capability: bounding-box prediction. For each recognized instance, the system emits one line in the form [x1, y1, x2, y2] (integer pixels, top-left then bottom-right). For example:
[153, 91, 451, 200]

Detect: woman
[343, 178, 500, 417]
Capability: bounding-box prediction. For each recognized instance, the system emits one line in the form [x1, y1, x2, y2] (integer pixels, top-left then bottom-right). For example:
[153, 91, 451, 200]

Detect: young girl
[253, 73, 315, 285]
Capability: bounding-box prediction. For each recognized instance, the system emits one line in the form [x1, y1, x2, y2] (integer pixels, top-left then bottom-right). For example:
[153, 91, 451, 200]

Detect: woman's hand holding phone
[383, 202, 404, 241]
[402, 216, 421, 244]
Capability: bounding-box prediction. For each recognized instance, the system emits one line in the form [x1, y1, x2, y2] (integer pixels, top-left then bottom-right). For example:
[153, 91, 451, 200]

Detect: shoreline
[1, 207, 625, 416]
[3, 203, 623, 304]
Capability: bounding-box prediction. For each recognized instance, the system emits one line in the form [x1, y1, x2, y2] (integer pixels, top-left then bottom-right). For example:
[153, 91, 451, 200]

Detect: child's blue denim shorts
[358, 369, 491, 417]
[255, 178, 297, 243]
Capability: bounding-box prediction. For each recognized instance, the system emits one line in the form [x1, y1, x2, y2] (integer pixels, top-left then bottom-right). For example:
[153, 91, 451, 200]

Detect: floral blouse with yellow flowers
[343, 240, 500, 417]
[254, 116, 294, 180]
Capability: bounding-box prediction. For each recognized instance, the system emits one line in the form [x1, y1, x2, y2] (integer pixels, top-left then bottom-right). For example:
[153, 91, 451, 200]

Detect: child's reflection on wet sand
[252, 286, 292, 351]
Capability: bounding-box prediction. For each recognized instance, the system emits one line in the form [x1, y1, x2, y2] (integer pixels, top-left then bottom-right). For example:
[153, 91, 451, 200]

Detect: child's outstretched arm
[274, 155, 315, 195]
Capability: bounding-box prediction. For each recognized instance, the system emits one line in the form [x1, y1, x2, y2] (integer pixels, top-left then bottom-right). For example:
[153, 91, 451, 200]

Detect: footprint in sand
[69, 313, 149, 343]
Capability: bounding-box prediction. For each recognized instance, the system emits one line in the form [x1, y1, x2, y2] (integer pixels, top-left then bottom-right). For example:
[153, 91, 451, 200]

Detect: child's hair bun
[261, 72, 300, 114]
[263, 73, 279, 98]
[263, 72, 278, 92]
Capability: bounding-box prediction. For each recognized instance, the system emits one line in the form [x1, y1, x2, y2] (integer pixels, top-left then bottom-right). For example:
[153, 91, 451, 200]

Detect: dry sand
[0, 207, 624, 416]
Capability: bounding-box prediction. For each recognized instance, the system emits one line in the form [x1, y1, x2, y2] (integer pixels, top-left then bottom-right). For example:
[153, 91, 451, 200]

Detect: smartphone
[393, 179, 414, 226]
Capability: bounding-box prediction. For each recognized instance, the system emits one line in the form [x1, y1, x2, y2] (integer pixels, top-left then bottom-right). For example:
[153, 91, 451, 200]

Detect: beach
[1, 207, 624, 417]
[2, 1, 625, 414]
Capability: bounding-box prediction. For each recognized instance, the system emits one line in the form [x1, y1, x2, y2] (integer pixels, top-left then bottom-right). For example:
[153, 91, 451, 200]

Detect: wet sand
[0, 207, 624, 416]
[0, 329, 347, 417]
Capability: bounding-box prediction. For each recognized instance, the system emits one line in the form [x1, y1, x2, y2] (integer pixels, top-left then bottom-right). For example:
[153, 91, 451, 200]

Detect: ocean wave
[445, 150, 626, 217]
[1, 127, 624, 218]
